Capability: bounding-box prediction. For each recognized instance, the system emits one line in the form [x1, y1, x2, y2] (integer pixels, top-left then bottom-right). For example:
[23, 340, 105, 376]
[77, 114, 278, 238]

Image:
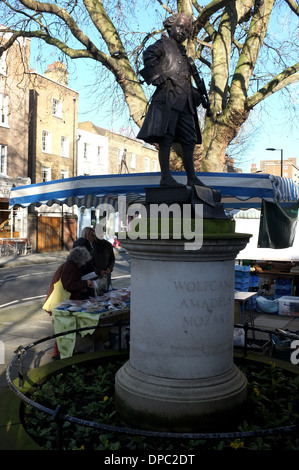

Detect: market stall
[52, 287, 130, 358]
[9, 171, 299, 249]
[9, 172, 299, 319]
[9, 171, 299, 211]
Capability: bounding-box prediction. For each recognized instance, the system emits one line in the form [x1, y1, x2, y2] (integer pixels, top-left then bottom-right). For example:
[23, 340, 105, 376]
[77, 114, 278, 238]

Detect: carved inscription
[170, 342, 232, 358]
[174, 279, 233, 292]
[173, 276, 234, 326]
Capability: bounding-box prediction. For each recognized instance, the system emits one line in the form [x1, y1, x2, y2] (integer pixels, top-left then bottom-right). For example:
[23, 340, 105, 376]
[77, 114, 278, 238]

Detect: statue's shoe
[160, 175, 185, 187]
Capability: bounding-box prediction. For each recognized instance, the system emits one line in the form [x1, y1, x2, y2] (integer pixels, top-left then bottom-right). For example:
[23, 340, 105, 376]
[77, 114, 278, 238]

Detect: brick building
[28, 61, 79, 183]
[0, 34, 31, 237]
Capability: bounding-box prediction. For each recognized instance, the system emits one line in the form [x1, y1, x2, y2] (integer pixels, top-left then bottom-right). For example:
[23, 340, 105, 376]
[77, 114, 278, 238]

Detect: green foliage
[23, 359, 299, 451]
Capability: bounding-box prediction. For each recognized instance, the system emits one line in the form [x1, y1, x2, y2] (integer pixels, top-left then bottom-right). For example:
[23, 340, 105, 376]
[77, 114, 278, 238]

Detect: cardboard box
[278, 296, 299, 316]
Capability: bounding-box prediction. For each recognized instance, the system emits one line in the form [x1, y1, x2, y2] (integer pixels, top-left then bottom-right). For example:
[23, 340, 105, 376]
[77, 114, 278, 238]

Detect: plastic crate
[275, 279, 292, 299]
[235, 282, 250, 292]
[235, 265, 250, 277]
[278, 296, 299, 316]
[271, 334, 294, 361]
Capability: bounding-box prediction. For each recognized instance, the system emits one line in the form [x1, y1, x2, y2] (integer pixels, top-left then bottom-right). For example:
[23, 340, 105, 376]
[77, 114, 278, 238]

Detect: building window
[144, 156, 149, 172]
[42, 130, 51, 153]
[117, 148, 123, 165]
[83, 143, 89, 160]
[130, 153, 136, 169]
[0, 94, 9, 126]
[153, 159, 157, 172]
[42, 166, 51, 182]
[52, 98, 62, 118]
[97, 146, 103, 164]
[61, 136, 69, 157]
[0, 144, 7, 175]
[61, 169, 69, 179]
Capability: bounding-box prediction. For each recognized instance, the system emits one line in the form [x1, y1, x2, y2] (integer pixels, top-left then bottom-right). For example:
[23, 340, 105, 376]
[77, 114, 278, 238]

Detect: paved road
[0, 250, 131, 308]
[0, 248, 131, 399]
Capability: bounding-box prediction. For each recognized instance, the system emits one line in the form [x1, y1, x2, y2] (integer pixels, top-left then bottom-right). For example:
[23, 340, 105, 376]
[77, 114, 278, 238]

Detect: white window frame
[144, 156, 150, 172]
[117, 149, 123, 165]
[153, 159, 158, 172]
[97, 146, 103, 164]
[61, 169, 69, 179]
[0, 144, 7, 175]
[0, 94, 9, 127]
[52, 98, 62, 118]
[60, 136, 69, 158]
[42, 130, 51, 153]
[130, 153, 136, 169]
[42, 166, 51, 182]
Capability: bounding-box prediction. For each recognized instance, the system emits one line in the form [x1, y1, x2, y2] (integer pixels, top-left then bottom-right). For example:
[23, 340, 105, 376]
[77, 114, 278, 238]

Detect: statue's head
[163, 13, 192, 42]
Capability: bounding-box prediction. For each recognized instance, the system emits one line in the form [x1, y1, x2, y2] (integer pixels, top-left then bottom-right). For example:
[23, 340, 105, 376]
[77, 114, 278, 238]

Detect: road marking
[0, 295, 45, 309]
[0, 275, 130, 308]
[0, 271, 55, 282]
[112, 275, 131, 279]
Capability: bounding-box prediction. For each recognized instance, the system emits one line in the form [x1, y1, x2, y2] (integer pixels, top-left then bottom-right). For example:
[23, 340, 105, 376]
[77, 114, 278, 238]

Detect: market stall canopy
[9, 172, 299, 250]
[8, 172, 299, 210]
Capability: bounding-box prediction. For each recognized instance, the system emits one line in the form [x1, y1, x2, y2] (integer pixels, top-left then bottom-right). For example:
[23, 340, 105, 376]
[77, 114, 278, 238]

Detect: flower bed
[22, 353, 299, 451]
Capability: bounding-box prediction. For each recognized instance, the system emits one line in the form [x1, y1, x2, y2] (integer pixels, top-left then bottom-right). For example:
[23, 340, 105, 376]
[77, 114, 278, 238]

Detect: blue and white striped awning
[9, 172, 299, 210]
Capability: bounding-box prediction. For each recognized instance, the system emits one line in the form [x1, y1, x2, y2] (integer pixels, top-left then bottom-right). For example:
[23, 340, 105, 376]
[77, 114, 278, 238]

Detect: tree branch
[247, 61, 299, 108]
[194, 0, 236, 32]
[284, 0, 299, 16]
[18, 0, 100, 55]
[229, 0, 275, 106]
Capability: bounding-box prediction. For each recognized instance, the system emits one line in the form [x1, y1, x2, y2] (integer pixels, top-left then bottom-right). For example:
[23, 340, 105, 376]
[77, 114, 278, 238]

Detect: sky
[64, 59, 298, 175]
[30, 3, 299, 175]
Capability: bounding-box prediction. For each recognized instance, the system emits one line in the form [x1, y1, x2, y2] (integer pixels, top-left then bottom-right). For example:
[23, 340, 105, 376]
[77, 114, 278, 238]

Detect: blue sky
[30, 3, 298, 174]
[65, 57, 298, 174]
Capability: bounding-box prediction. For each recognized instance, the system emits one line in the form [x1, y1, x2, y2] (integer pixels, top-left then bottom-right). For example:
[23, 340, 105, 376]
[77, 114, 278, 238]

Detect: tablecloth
[52, 309, 109, 358]
[52, 287, 130, 358]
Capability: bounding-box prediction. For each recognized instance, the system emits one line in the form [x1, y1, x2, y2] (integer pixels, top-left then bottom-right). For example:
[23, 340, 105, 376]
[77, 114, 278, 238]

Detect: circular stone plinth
[115, 361, 248, 432]
[115, 229, 250, 432]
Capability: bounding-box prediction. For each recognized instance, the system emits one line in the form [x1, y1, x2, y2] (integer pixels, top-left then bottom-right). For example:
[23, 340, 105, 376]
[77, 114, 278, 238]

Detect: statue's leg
[159, 145, 184, 187]
[181, 144, 206, 187]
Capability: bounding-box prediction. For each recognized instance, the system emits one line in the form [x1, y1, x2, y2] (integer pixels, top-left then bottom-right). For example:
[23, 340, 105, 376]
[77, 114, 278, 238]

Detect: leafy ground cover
[23, 359, 299, 451]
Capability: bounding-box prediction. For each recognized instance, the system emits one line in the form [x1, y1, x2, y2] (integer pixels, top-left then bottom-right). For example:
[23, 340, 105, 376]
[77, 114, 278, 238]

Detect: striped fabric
[9, 172, 299, 210]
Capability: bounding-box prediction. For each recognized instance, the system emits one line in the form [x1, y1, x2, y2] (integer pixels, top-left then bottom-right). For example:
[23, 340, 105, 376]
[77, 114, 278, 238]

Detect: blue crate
[235, 266, 251, 278]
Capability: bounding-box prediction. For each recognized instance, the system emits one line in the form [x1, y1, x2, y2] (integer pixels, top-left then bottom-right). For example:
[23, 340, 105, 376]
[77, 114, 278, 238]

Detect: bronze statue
[137, 13, 210, 188]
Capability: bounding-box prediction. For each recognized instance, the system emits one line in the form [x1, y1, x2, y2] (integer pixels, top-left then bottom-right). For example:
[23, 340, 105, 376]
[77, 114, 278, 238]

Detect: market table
[52, 288, 130, 359]
[0, 238, 30, 256]
[234, 291, 257, 333]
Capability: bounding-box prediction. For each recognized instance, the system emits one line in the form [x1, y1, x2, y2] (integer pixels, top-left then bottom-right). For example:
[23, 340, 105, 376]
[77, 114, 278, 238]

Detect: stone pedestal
[115, 220, 251, 432]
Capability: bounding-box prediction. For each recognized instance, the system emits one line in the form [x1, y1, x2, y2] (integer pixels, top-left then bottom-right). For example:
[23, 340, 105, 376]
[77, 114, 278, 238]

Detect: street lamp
[266, 148, 283, 177]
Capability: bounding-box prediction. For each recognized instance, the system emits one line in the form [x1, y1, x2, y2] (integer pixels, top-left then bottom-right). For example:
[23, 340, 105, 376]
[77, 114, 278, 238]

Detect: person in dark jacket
[92, 224, 115, 278]
[73, 227, 97, 298]
[137, 13, 207, 188]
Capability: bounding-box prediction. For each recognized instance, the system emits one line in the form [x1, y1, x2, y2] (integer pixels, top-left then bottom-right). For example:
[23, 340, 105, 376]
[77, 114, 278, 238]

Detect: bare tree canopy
[0, 0, 298, 171]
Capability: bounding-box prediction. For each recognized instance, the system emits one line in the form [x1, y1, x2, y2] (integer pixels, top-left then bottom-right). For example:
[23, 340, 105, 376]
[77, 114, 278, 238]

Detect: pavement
[1, 250, 299, 430]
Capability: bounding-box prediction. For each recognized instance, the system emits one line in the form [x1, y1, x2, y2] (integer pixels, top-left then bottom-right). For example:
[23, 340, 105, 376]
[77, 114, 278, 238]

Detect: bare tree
[0, 0, 298, 171]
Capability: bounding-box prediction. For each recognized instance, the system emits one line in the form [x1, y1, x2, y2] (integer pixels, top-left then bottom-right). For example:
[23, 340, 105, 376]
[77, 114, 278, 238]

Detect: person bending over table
[44, 246, 95, 358]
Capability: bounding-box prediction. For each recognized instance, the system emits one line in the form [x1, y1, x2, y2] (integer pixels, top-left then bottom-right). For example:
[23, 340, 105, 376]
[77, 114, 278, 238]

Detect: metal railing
[5, 322, 299, 450]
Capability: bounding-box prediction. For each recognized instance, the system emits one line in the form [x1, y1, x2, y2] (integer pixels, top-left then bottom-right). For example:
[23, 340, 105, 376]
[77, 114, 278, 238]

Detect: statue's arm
[139, 42, 166, 86]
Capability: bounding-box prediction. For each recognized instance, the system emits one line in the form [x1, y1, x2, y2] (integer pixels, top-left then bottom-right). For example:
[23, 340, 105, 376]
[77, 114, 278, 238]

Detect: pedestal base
[145, 186, 227, 219]
[115, 226, 251, 433]
[115, 361, 248, 432]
